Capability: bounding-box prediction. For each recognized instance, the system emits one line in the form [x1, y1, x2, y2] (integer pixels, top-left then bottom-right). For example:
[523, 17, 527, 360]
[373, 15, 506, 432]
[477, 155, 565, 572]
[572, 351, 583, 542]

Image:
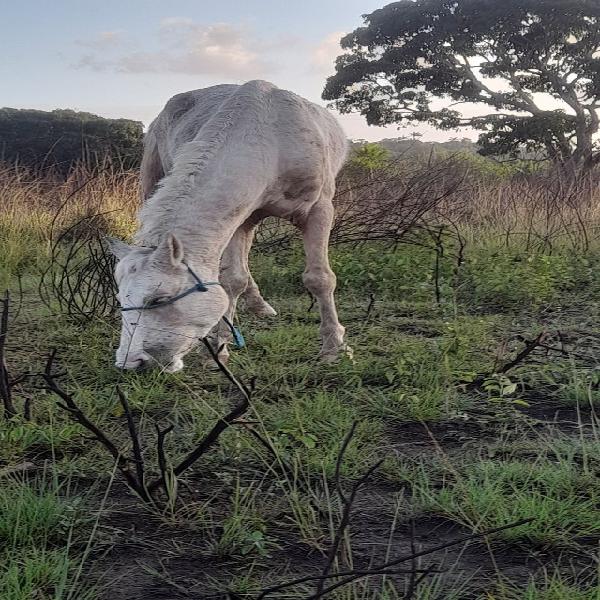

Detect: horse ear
[154, 233, 184, 267]
[106, 237, 133, 260]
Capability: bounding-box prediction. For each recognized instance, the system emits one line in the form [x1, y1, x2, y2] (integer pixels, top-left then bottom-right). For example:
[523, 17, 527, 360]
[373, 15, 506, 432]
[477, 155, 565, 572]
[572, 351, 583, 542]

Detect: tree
[0, 108, 143, 173]
[323, 0, 600, 169]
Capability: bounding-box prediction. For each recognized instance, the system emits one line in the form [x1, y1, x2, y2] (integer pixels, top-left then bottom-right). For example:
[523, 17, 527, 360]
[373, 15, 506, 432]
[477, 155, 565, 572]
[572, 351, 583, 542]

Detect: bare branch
[146, 337, 251, 494]
[155, 423, 175, 504]
[117, 386, 146, 496]
[43, 350, 150, 501]
[0, 291, 16, 419]
[304, 518, 533, 600]
[464, 332, 547, 390]
[257, 518, 532, 598]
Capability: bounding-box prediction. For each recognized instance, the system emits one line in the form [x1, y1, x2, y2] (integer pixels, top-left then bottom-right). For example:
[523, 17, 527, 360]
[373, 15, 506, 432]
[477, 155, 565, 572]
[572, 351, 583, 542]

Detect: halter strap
[119, 261, 245, 348]
[120, 261, 220, 311]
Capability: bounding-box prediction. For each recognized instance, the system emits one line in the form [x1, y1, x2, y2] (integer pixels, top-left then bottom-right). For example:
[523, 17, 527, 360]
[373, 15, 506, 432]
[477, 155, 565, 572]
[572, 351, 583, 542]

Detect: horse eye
[147, 296, 168, 307]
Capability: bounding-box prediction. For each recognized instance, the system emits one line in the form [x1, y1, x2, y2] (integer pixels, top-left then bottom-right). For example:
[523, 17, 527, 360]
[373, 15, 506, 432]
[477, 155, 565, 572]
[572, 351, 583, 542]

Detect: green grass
[0, 419, 81, 460]
[488, 574, 600, 600]
[210, 479, 273, 558]
[414, 448, 600, 545]
[3, 206, 600, 597]
[460, 247, 593, 311]
[559, 368, 600, 406]
[0, 478, 78, 547]
[263, 389, 382, 478]
[0, 548, 94, 600]
[0, 477, 94, 599]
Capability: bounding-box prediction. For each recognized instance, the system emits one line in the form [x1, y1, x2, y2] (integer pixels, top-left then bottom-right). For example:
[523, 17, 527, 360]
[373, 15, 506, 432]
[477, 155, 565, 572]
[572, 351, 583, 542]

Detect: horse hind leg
[207, 221, 274, 365]
[242, 273, 277, 317]
[237, 222, 276, 317]
[298, 199, 351, 362]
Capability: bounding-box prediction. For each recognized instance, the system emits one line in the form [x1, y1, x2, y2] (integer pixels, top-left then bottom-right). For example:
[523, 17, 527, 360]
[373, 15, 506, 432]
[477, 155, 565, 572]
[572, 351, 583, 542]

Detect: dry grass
[450, 172, 600, 252]
[2, 157, 600, 259]
[0, 163, 138, 286]
[0, 162, 139, 239]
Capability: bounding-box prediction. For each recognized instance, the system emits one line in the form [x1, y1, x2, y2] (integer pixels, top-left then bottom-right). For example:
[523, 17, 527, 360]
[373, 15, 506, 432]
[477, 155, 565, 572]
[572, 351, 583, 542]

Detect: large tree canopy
[0, 108, 143, 173]
[323, 0, 600, 167]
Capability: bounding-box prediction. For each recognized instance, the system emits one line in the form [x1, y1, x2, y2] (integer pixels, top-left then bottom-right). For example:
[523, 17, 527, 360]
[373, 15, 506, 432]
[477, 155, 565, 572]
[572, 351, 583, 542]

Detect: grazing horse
[109, 80, 349, 372]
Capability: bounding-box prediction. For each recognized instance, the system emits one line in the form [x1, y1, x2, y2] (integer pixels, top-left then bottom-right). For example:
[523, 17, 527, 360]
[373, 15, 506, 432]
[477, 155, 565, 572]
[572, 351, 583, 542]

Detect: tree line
[0, 107, 143, 174]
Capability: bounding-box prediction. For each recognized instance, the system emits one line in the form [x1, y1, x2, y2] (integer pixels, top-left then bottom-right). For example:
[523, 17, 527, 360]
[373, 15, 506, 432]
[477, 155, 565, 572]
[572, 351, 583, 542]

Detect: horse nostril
[115, 351, 154, 371]
[135, 357, 150, 370]
[127, 352, 153, 370]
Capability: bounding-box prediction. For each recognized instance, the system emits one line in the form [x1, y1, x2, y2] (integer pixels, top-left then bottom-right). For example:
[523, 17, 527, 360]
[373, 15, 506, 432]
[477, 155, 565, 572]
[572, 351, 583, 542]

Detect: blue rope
[222, 315, 246, 349]
[119, 261, 245, 348]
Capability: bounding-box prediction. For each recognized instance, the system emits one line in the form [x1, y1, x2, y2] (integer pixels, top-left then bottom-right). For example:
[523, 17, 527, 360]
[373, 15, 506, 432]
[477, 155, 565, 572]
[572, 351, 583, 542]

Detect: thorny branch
[497, 332, 547, 375]
[117, 385, 147, 496]
[256, 518, 533, 599]
[155, 423, 175, 504]
[1, 290, 36, 421]
[43, 337, 253, 505]
[252, 422, 532, 600]
[364, 293, 376, 319]
[43, 339, 252, 502]
[146, 339, 251, 494]
[307, 518, 533, 599]
[39, 213, 119, 321]
[254, 157, 468, 253]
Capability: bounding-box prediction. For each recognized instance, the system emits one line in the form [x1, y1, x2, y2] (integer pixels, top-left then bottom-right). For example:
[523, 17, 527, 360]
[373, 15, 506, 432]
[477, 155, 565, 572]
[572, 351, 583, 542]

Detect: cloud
[74, 20, 277, 78]
[159, 17, 195, 30]
[76, 54, 114, 71]
[75, 30, 126, 50]
[311, 31, 346, 73]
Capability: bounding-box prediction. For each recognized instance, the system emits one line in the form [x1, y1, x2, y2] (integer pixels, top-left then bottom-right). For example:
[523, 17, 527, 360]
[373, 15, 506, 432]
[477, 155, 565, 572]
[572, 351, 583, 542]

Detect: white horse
[109, 80, 349, 372]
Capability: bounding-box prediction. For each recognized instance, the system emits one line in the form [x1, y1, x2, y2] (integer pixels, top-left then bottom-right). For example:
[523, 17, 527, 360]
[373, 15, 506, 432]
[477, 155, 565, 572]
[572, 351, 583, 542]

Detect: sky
[0, 0, 478, 142]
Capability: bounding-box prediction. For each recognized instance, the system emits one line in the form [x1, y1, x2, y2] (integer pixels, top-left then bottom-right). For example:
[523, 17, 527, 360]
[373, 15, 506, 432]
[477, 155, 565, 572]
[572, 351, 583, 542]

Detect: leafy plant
[482, 374, 528, 407]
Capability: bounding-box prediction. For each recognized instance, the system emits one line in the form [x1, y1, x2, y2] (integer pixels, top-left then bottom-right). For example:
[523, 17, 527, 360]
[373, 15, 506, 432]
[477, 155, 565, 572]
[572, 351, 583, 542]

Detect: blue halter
[120, 261, 245, 348]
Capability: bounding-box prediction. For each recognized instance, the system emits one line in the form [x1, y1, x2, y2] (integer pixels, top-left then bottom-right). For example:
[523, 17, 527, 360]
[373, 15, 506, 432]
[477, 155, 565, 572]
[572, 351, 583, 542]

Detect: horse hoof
[248, 302, 277, 318]
[320, 345, 354, 363]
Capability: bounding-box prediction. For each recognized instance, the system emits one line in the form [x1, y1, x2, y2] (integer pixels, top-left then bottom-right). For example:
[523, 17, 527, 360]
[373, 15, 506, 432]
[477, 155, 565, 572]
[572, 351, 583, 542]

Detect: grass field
[1, 162, 600, 599]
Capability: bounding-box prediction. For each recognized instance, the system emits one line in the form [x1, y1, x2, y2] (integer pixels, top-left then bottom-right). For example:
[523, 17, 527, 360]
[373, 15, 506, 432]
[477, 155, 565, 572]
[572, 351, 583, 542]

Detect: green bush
[461, 249, 591, 310]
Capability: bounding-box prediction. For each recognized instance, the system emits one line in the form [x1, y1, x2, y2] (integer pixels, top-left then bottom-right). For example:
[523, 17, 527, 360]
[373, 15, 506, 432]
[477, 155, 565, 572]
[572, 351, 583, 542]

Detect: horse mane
[158, 81, 273, 196]
[136, 81, 275, 244]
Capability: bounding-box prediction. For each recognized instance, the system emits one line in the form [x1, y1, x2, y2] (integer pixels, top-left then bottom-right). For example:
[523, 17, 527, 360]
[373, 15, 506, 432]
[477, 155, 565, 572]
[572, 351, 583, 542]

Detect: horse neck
[136, 85, 274, 276]
[135, 176, 263, 279]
